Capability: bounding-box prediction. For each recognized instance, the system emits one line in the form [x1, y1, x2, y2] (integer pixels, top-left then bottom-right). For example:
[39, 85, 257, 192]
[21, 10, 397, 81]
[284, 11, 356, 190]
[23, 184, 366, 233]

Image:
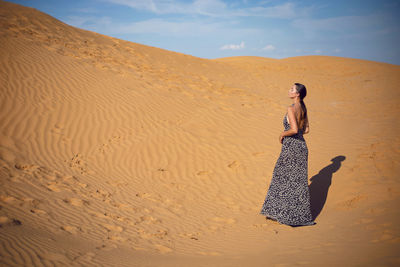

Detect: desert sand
[1, 0, 400, 266]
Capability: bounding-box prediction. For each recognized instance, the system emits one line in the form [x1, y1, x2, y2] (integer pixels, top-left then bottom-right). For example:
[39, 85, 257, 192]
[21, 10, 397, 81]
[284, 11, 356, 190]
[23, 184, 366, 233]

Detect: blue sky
[8, 0, 400, 65]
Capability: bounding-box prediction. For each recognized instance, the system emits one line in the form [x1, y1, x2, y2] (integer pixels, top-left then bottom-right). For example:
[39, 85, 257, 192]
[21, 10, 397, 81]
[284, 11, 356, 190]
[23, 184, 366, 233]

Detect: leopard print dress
[259, 106, 315, 226]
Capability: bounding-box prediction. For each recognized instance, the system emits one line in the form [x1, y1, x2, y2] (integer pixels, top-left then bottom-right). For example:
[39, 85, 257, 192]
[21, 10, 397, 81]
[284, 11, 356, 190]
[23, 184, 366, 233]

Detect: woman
[259, 83, 315, 226]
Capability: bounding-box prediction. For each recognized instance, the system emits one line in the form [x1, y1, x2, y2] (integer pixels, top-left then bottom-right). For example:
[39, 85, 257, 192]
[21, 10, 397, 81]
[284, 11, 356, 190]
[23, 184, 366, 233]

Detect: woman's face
[288, 84, 299, 98]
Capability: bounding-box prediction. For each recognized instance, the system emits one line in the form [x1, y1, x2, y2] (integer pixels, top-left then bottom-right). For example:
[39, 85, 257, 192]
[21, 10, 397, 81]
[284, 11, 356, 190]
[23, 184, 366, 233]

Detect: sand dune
[1, 0, 400, 266]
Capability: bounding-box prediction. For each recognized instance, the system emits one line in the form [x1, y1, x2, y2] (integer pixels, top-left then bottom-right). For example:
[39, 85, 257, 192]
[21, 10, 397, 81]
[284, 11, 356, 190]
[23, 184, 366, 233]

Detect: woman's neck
[292, 100, 301, 105]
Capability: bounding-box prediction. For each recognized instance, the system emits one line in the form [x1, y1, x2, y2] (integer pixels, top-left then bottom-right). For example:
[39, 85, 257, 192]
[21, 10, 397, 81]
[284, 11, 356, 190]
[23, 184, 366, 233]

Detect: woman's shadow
[309, 155, 346, 221]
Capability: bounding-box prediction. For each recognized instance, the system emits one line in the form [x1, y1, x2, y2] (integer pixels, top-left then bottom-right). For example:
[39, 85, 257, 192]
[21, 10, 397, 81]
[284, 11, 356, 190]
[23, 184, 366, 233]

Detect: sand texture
[1, 0, 400, 266]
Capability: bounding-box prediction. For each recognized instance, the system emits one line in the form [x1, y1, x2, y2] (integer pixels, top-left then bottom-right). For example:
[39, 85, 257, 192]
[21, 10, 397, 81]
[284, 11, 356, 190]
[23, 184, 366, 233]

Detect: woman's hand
[279, 133, 284, 144]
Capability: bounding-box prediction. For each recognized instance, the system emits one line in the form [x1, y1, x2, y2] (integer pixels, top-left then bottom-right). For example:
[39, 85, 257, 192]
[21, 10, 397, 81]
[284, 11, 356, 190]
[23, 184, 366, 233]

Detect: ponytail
[294, 83, 308, 132]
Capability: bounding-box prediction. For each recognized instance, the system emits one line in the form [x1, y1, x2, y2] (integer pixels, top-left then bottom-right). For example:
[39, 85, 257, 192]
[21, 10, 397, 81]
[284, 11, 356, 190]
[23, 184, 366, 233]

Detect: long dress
[259, 106, 315, 226]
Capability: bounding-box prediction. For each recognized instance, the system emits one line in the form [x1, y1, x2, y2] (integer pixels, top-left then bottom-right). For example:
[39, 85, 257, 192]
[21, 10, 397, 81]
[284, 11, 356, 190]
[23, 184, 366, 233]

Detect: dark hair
[294, 83, 308, 132]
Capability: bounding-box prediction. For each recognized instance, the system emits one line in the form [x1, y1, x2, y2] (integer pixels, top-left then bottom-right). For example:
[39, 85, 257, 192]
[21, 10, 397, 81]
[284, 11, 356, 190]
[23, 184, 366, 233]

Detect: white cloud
[101, 0, 227, 17]
[314, 49, 322, 54]
[262, 44, 275, 51]
[229, 2, 315, 19]
[291, 12, 397, 39]
[65, 15, 112, 28]
[220, 41, 245, 50]
[101, 0, 313, 19]
[64, 16, 260, 38]
[333, 48, 341, 53]
[99, 0, 159, 13]
[75, 7, 98, 13]
[235, 3, 295, 19]
[193, 0, 227, 16]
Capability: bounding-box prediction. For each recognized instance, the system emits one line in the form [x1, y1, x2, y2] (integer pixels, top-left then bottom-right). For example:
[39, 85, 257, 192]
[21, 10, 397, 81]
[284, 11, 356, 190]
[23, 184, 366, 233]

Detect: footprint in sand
[0, 195, 30, 208]
[136, 215, 162, 225]
[241, 102, 254, 108]
[95, 243, 118, 252]
[106, 180, 128, 188]
[16, 166, 84, 194]
[137, 229, 153, 240]
[107, 235, 127, 242]
[65, 153, 94, 175]
[228, 160, 240, 169]
[28, 166, 75, 193]
[63, 197, 89, 207]
[102, 223, 124, 233]
[72, 251, 96, 262]
[252, 223, 269, 228]
[51, 124, 70, 143]
[197, 251, 221, 256]
[110, 202, 132, 211]
[0, 216, 22, 227]
[98, 136, 123, 154]
[135, 229, 171, 246]
[87, 210, 109, 219]
[196, 170, 212, 177]
[51, 124, 63, 134]
[88, 210, 133, 225]
[62, 175, 88, 189]
[179, 232, 201, 240]
[154, 244, 173, 254]
[60, 225, 82, 234]
[88, 188, 112, 202]
[110, 135, 122, 143]
[0, 195, 17, 203]
[138, 229, 170, 242]
[135, 192, 158, 202]
[14, 162, 40, 172]
[164, 182, 188, 191]
[163, 200, 185, 215]
[98, 143, 109, 154]
[20, 197, 42, 209]
[30, 208, 47, 215]
[252, 152, 265, 157]
[46, 183, 63, 192]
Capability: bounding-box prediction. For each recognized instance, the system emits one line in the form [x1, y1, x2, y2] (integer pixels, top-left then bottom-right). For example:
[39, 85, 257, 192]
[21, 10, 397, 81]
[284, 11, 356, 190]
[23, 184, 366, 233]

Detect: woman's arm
[304, 123, 309, 134]
[279, 106, 299, 143]
[281, 106, 298, 137]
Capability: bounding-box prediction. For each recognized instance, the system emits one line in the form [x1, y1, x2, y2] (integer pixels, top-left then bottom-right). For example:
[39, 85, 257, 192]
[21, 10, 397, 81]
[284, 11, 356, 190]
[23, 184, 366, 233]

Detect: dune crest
[1, 0, 399, 266]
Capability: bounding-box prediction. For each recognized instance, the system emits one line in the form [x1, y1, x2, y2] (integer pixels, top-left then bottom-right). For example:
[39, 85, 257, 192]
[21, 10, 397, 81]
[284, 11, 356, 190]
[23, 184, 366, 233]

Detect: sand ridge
[1, 0, 400, 266]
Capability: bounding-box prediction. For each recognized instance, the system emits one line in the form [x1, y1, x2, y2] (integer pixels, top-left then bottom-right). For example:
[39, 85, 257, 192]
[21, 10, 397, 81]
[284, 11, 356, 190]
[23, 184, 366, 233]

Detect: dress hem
[259, 211, 316, 227]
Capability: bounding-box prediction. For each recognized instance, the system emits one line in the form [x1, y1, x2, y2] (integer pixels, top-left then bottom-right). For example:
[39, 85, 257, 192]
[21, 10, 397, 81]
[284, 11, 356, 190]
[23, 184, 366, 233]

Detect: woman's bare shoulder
[287, 104, 300, 114]
[287, 104, 296, 110]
